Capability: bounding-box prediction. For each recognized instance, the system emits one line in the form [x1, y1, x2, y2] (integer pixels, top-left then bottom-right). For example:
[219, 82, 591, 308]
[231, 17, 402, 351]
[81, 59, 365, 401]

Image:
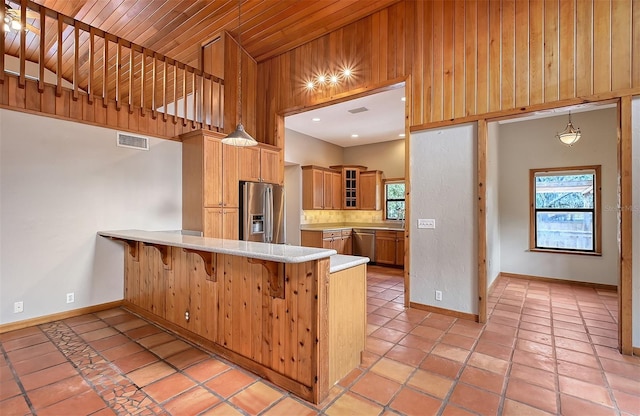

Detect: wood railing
[0, 0, 224, 138]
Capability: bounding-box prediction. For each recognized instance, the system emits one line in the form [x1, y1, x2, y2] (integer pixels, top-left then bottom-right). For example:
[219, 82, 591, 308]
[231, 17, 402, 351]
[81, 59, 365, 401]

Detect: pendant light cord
[237, 0, 242, 125]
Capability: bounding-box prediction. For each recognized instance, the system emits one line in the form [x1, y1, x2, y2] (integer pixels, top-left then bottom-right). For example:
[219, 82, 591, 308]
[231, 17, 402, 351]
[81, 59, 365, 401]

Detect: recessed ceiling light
[312, 118, 320, 122]
[399, 133, 405, 138]
[401, 97, 406, 102]
[351, 134, 359, 138]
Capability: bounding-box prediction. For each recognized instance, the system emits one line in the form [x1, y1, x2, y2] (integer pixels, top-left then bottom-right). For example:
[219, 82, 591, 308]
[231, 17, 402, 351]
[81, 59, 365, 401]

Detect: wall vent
[348, 106, 369, 114]
[117, 132, 149, 150]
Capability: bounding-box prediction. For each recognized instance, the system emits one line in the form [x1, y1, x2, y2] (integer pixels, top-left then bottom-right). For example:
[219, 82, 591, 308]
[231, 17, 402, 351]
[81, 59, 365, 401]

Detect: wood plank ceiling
[29, 0, 401, 65]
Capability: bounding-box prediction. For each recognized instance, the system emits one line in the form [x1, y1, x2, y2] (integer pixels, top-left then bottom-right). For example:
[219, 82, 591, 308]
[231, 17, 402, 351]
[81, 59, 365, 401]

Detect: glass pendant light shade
[222, 123, 257, 146]
[556, 113, 581, 146]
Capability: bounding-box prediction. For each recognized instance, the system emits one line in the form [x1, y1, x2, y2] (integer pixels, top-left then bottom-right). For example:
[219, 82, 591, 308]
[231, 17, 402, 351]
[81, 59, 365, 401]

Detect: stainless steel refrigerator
[240, 181, 285, 244]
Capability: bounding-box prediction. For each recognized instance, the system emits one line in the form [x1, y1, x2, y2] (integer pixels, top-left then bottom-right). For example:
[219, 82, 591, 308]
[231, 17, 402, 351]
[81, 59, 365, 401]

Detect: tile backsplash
[301, 210, 383, 224]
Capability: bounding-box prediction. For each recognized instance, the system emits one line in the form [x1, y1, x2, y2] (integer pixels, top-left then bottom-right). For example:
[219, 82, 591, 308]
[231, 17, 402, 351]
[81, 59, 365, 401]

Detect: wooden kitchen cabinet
[302, 166, 341, 210]
[359, 170, 383, 210]
[301, 229, 351, 254]
[181, 130, 239, 237]
[204, 208, 239, 239]
[330, 165, 367, 209]
[239, 144, 283, 185]
[375, 230, 404, 266]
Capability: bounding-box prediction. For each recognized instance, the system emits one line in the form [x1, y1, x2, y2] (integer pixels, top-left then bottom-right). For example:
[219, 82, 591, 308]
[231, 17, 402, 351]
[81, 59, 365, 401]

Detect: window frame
[383, 178, 405, 221]
[529, 165, 602, 255]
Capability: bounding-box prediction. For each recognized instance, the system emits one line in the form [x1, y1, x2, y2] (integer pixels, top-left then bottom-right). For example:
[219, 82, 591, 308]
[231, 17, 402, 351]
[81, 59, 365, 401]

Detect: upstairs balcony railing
[0, 0, 224, 134]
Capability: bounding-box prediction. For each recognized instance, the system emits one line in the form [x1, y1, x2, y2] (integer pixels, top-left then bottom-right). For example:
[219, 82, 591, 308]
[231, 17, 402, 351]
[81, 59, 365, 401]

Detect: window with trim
[530, 166, 601, 254]
[384, 180, 405, 220]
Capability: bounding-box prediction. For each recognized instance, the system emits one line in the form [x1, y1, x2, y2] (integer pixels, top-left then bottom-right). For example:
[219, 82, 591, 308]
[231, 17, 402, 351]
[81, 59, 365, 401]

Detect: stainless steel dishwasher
[352, 229, 376, 262]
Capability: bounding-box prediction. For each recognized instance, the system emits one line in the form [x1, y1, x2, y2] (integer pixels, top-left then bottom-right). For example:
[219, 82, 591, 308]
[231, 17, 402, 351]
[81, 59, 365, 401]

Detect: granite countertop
[99, 230, 336, 264]
[300, 223, 405, 232]
[329, 254, 370, 273]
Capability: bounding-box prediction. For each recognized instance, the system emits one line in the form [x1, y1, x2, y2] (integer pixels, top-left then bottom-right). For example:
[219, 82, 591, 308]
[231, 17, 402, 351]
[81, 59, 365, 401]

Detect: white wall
[487, 122, 501, 288]
[410, 124, 477, 314]
[498, 109, 618, 285]
[284, 128, 344, 166]
[0, 110, 182, 324]
[343, 139, 405, 178]
[632, 97, 640, 348]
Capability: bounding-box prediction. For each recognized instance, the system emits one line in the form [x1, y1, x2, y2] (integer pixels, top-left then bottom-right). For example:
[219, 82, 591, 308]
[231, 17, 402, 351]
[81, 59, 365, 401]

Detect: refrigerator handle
[268, 187, 274, 243]
[265, 187, 273, 243]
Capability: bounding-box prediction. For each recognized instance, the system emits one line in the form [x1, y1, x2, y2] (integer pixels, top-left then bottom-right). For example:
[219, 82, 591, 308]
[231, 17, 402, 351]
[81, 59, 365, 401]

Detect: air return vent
[348, 106, 369, 114]
[117, 132, 149, 150]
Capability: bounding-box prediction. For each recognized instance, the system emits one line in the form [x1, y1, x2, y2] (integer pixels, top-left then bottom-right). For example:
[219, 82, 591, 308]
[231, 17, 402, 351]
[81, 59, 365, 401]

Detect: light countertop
[99, 230, 336, 264]
[300, 224, 404, 232]
[329, 254, 369, 273]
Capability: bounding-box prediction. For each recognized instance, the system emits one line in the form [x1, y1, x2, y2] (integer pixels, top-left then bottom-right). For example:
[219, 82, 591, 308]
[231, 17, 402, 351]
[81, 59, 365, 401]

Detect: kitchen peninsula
[99, 230, 368, 404]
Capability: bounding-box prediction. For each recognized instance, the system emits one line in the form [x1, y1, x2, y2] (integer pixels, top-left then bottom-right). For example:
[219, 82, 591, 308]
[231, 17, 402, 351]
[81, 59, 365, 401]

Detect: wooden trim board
[499, 272, 618, 291]
[477, 119, 488, 323]
[0, 300, 124, 334]
[409, 302, 479, 322]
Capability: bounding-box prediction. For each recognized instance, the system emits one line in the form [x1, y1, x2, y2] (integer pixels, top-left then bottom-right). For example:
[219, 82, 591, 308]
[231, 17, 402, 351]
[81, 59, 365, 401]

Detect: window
[384, 180, 405, 220]
[530, 166, 601, 254]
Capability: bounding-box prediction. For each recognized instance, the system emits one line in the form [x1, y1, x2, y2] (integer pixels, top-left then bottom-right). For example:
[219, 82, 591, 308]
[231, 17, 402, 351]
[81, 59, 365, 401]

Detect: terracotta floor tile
[124, 324, 163, 340]
[431, 344, 470, 363]
[0, 379, 21, 401]
[556, 347, 600, 369]
[419, 355, 462, 379]
[554, 327, 591, 342]
[370, 327, 407, 343]
[450, 383, 501, 415]
[143, 372, 196, 403]
[516, 339, 554, 357]
[37, 388, 105, 416]
[72, 320, 108, 334]
[28, 375, 91, 410]
[557, 360, 606, 385]
[149, 339, 191, 359]
[366, 337, 396, 356]
[502, 399, 555, 416]
[506, 378, 558, 414]
[367, 314, 392, 327]
[61, 314, 100, 327]
[398, 334, 436, 352]
[112, 350, 158, 373]
[229, 381, 283, 414]
[467, 352, 509, 375]
[521, 314, 551, 326]
[407, 369, 454, 399]
[374, 307, 402, 319]
[136, 332, 176, 349]
[558, 375, 613, 407]
[479, 329, 515, 347]
[606, 373, 640, 395]
[520, 321, 553, 335]
[448, 321, 483, 338]
[101, 312, 137, 326]
[0, 394, 31, 415]
[337, 367, 363, 388]
[94, 308, 127, 319]
[385, 344, 428, 367]
[473, 340, 513, 361]
[204, 369, 255, 398]
[553, 320, 587, 333]
[441, 333, 476, 350]
[370, 357, 414, 384]
[113, 318, 148, 332]
[88, 334, 129, 352]
[383, 318, 417, 333]
[591, 335, 619, 348]
[0, 327, 42, 343]
[126, 361, 176, 387]
[367, 324, 381, 335]
[101, 341, 144, 361]
[459, 366, 504, 394]
[351, 371, 402, 405]
[165, 347, 209, 370]
[389, 387, 443, 416]
[200, 402, 244, 416]
[12, 350, 66, 376]
[19, 361, 77, 391]
[440, 404, 478, 416]
[1, 333, 49, 352]
[611, 389, 640, 415]
[262, 397, 317, 416]
[326, 392, 384, 416]
[79, 327, 118, 342]
[518, 329, 552, 345]
[7, 342, 57, 363]
[554, 336, 594, 354]
[410, 325, 445, 341]
[163, 386, 220, 415]
[600, 357, 640, 379]
[509, 362, 556, 391]
[360, 351, 381, 369]
[560, 394, 618, 416]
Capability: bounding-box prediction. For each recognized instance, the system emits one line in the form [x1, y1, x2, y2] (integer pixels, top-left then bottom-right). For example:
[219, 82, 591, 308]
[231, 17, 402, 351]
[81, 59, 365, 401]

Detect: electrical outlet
[435, 290, 443, 301]
[418, 219, 436, 229]
[66, 292, 75, 303]
[13, 301, 23, 313]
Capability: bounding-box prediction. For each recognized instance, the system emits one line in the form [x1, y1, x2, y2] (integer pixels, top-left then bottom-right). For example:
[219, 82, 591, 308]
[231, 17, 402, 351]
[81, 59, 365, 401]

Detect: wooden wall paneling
[249, 259, 263, 363]
[69, 89, 82, 119]
[411, 0, 424, 125]
[593, 0, 611, 94]
[442, 1, 454, 120]
[313, 258, 330, 403]
[558, 0, 575, 99]
[575, 0, 593, 96]
[432, 0, 444, 121]
[7, 77, 23, 108]
[296, 261, 314, 386]
[476, 0, 489, 115]
[488, 0, 501, 112]
[501, 0, 515, 109]
[453, 0, 466, 118]
[543, 0, 559, 102]
[634, 1, 640, 87]
[55, 88, 69, 117]
[284, 263, 299, 379]
[0, 5, 4, 85]
[610, 0, 632, 92]
[528, 0, 544, 105]
[618, 96, 632, 355]
[515, 0, 529, 107]
[464, 0, 477, 117]
[477, 119, 487, 323]
[25, 81, 40, 111]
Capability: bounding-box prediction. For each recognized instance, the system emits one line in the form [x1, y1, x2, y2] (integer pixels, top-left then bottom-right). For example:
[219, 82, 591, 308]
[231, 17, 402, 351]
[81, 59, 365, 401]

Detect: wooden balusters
[73, 26, 79, 100]
[115, 40, 121, 110]
[56, 17, 62, 97]
[102, 35, 108, 106]
[18, 0, 26, 88]
[37, 10, 44, 92]
[140, 49, 146, 115]
[87, 28, 94, 102]
[128, 44, 134, 113]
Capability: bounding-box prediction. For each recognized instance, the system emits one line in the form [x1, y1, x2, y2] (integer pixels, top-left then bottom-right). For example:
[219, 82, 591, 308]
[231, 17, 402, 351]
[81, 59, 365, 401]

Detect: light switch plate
[418, 219, 436, 229]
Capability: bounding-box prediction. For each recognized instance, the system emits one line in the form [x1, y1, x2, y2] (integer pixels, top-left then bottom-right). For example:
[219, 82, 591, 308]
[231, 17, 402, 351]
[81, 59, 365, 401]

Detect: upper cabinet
[301, 166, 342, 210]
[359, 171, 383, 211]
[303, 165, 383, 211]
[239, 144, 283, 185]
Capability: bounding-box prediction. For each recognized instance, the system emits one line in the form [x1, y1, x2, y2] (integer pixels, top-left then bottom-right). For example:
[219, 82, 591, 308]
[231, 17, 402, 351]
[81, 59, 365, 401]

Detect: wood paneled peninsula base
[98, 230, 368, 404]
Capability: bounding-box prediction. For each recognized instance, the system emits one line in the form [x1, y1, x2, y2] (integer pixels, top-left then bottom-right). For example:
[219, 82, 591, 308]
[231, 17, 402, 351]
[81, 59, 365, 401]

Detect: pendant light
[222, 0, 258, 147]
[556, 112, 581, 146]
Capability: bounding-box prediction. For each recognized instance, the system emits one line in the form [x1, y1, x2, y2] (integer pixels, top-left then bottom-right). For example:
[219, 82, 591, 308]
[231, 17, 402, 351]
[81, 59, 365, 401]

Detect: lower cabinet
[301, 229, 351, 255]
[204, 208, 239, 239]
[375, 230, 404, 266]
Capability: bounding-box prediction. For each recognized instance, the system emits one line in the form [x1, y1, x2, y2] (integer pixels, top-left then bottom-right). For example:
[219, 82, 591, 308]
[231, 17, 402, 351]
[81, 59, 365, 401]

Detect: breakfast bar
[99, 230, 368, 404]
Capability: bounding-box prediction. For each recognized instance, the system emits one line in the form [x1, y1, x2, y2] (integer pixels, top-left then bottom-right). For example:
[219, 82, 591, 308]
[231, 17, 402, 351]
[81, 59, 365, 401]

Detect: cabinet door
[359, 171, 381, 210]
[302, 168, 325, 210]
[203, 208, 223, 238]
[222, 208, 239, 240]
[238, 146, 261, 182]
[343, 168, 360, 209]
[204, 208, 238, 239]
[331, 172, 342, 209]
[203, 137, 223, 207]
[323, 171, 333, 209]
[222, 145, 239, 207]
[260, 148, 282, 185]
[342, 236, 352, 255]
[395, 231, 404, 266]
[375, 232, 397, 265]
[301, 230, 323, 248]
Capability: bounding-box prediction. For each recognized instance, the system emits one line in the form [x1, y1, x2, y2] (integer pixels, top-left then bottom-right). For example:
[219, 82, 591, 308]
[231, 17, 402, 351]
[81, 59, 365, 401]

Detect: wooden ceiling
[30, 0, 401, 65]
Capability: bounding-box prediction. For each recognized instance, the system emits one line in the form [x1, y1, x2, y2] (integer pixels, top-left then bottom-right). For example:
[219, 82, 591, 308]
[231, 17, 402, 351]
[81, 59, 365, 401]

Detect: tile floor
[1, 265, 639, 415]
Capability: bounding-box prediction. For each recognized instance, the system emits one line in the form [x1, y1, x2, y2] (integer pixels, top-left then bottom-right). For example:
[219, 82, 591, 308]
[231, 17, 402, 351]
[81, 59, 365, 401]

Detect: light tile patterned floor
[1, 265, 639, 415]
